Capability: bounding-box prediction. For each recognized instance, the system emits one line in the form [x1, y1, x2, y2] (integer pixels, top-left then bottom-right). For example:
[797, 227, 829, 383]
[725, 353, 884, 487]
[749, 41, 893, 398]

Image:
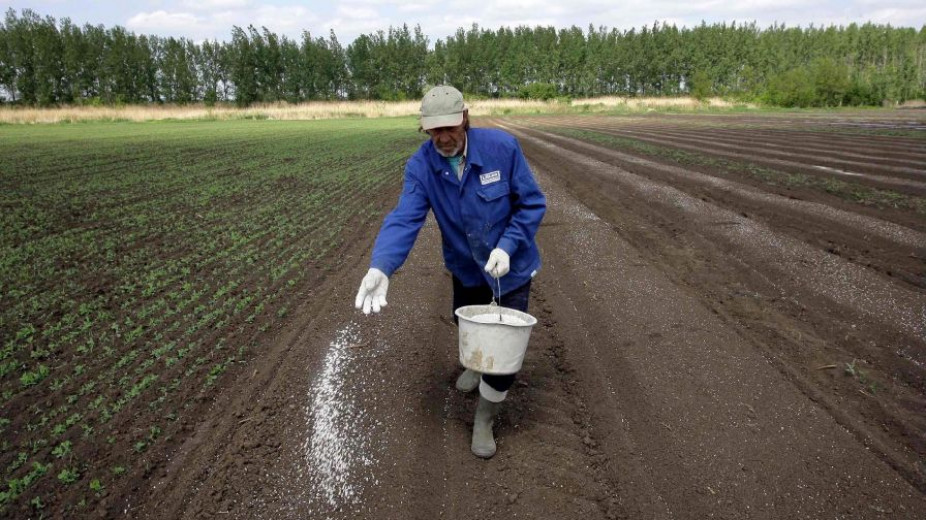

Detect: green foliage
[764, 59, 854, 107]
[51, 440, 72, 458]
[19, 364, 49, 387]
[689, 70, 712, 101]
[845, 80, 880, 106]
[765, 67, 817, 107]
[57, 468, 79, 484]
[812, 58, 850, 106]
[0, 118, 424, 513]
[518, 82, 558, 100]
[2, 9, 923, 106]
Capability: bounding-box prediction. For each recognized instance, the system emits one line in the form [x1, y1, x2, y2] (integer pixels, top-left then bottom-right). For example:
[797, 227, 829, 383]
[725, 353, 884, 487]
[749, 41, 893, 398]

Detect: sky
[3, 1, 925, 45]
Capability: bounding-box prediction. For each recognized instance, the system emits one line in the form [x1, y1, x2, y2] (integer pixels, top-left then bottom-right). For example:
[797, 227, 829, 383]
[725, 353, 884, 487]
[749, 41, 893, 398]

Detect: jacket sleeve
[369, 163, 431, 277]
[496, 139, 546, 256]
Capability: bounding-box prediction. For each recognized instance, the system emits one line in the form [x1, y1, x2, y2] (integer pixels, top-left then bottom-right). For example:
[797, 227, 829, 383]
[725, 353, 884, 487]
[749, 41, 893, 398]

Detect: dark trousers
[452, 276, 532, 393]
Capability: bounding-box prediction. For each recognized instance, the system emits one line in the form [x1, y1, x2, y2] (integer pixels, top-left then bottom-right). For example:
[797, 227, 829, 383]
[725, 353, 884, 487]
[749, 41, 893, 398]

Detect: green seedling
[844, 358, 867, 382]
[6, 452, 27, 473]
[58, 468, 79, 484]
[0, 118, 434, 512]
[845, 359, 879, 394]
[52, 441, 72, 458]
[20, 365, 49, 387]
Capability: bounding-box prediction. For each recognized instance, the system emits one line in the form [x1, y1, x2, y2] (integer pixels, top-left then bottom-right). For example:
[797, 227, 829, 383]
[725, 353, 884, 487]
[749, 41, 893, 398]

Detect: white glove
[484, 248, 510, 278]
[354, 268, 389, 314]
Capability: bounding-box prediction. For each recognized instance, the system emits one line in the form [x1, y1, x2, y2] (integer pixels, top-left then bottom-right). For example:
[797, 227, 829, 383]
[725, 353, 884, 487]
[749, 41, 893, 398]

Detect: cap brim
[420, 112, 464, 130]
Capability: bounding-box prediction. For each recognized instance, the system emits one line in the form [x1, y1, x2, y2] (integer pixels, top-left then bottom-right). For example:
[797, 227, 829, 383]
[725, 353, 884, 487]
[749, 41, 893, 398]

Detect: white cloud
[179, 0, 252, 10]
[126, 4, 321, 41]
[323, 16, 384, 38]
[336, 6, 378, 20]
[252, 5, 318, 32]
[398, 2, 430, 13]
[111, 0, 926, 44]
[865, 7, 926, 25]
[126, 10, 202, 34]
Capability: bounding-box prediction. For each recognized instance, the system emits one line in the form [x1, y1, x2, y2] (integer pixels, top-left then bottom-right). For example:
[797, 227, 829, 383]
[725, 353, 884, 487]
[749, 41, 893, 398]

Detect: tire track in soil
[640, 115, 926, 152]
[540, 118, 926, 192]
[549, 118, 926, 164]
[501, 120, 926, 290]
[127, 116, 926, 519]
[597, 124, 926, 179]
[500, 121, 926, 504]
[608, 125, 926, 166]
[532, 114, 926, 156]
[508, 119, 926, 366]
[528, 159, 926, 517]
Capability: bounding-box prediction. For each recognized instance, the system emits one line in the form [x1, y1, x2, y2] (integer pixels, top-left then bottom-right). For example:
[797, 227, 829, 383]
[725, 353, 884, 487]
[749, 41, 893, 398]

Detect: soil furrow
[584, 123, 926, 167]
[634, 114, 926, 148]
[110, 113, 926, 520]
[505, 123, 926, 497]
[546, 120, 926, 190]
[527, 157, 925, 516]
[610, 125, 926, 177]
[500, 120, 926, 290]
[507, 121, 926, 355]
[639, 125, 926, 164]
[552, 117, 926, 159]
[531, 114, 926, 153]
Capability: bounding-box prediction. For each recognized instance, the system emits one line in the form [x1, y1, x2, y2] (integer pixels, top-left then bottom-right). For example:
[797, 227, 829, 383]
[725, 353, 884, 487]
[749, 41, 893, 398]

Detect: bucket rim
[454, 304, 537, 327]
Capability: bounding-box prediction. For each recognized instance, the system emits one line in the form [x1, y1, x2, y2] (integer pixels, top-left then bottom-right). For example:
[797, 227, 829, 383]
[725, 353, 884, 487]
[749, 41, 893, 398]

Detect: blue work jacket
[370, 128, 546, 297]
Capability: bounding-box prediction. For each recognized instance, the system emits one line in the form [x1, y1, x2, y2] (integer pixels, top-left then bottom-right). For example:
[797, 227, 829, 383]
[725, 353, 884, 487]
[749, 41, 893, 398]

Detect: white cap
[420, 85, 465, 130]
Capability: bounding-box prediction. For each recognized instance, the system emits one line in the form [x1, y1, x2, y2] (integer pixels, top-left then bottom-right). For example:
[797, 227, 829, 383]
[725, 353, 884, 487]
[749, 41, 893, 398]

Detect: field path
[127, 116, 926, 519]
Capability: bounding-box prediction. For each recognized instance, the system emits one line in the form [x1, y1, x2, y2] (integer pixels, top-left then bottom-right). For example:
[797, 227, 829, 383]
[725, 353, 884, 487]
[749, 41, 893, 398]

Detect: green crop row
[0, 117, 423, 516]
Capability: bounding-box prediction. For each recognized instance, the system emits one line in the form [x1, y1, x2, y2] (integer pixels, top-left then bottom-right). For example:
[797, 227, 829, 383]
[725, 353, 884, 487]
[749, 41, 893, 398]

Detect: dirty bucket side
[455, 305, 536, 375]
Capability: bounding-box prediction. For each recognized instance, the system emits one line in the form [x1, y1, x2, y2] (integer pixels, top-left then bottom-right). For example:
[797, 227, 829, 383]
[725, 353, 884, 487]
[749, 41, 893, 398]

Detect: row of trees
[1, 8, 924, 107]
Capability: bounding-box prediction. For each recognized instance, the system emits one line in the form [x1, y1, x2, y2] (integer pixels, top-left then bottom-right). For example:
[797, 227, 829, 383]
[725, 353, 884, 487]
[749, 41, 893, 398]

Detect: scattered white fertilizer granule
[302, 322, 378, 509]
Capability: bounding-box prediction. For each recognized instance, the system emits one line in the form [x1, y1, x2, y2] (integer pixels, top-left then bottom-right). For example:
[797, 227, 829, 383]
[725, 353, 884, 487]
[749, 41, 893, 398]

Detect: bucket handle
[490, 276, 502, 322]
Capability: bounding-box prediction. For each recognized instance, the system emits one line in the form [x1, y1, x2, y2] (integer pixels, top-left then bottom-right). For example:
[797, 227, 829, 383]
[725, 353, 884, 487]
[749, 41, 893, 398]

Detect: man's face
[426, 112, 468, 157]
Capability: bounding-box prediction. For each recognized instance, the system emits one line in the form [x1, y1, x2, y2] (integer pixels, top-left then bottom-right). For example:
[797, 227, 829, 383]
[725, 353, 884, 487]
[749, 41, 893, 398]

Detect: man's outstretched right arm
[355, 164, 431, 314]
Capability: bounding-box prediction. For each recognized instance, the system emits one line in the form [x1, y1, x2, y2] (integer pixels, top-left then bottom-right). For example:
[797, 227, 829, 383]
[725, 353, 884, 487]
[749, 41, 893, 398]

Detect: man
[354, 85, 546, 459]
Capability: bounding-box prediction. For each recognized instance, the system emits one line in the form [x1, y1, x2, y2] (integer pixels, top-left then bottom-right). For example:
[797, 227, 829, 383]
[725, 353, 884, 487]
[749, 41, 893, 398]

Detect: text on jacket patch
[479, 171, 501, 185]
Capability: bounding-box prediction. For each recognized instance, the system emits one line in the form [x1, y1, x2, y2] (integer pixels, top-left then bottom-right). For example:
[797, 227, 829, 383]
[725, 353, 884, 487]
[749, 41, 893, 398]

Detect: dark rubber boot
[471, 396, 501, 458]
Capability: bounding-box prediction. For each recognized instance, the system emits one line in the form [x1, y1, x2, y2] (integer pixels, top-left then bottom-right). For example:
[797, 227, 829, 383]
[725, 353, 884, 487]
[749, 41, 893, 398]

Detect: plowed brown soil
[115, 112, 925, 519]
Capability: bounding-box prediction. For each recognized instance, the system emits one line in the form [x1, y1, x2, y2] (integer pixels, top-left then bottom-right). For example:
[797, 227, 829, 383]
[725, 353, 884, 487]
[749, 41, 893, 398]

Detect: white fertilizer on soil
[303, 322, 375, 509]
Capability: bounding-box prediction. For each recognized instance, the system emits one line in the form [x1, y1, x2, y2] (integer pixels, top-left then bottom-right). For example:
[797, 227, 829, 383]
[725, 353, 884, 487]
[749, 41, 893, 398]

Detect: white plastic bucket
[454, 304, 538, 375]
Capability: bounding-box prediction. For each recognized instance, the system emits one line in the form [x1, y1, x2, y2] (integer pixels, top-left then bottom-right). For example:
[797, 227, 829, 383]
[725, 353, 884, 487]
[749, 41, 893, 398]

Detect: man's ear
[462, 109, 469, 126]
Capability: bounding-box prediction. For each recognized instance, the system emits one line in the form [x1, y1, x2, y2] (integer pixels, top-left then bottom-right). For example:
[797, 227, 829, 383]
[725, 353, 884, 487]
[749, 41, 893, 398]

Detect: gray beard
[436, 145, 462, 158]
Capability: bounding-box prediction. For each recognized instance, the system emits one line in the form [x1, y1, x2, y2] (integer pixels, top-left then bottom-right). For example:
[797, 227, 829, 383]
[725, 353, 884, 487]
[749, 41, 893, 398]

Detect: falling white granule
[304, 322, 371, 508]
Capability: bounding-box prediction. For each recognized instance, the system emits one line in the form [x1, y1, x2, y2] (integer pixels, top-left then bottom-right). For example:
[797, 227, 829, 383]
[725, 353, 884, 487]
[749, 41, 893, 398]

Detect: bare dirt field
[115, 111, 924, 519]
